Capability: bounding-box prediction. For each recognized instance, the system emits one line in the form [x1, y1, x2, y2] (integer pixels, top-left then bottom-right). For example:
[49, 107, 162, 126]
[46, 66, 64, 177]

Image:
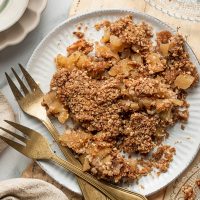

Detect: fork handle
[42, 118, 110, 200]
[51, 154, 147, 200]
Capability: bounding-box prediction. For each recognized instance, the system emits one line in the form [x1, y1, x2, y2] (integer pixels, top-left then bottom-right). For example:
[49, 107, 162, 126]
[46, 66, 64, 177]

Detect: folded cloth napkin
[0, 178, 68, 200]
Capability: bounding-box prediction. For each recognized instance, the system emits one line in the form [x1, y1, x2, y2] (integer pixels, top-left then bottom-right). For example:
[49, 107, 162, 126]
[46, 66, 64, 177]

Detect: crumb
[196, 179, 200, 188]
[157, 172, 161, 176]
[73, 31, 84, 39]
[43, 15, 199, 184]
[174, 140, 182, 144]
[140, 185, 145, 189]
[182, 185, 195, 200]
[152, 145, 176, 173]
[181, 124, 185, 130]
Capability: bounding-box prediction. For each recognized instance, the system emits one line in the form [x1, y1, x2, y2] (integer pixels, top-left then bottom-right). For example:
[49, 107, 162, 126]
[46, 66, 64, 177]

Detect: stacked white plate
[0, 0, 47, 50]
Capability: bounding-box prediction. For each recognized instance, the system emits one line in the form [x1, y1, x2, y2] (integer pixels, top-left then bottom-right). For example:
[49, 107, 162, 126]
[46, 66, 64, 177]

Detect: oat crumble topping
[43, 15, 199, 183]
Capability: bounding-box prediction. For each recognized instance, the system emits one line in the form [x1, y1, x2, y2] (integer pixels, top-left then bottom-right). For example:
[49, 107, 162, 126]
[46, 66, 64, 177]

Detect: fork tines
[0, 120, 29, 152]
[5, 64, 41, 100]
[0, 120, 33, 141]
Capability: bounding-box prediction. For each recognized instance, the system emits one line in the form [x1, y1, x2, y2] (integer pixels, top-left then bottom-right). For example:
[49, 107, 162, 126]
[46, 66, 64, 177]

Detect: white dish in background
[20, 9, 200, 196]
[0, 0, 47, 51]
[0, 0, 29, 32]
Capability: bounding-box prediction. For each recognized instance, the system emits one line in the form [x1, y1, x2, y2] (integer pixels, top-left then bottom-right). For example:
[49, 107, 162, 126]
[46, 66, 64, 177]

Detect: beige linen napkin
[0, 178, 68, 200]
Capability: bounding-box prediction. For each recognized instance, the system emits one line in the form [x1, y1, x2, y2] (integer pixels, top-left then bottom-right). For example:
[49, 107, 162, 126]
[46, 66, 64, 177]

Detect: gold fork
[5, 65, 147, 200]
[6, 64, 108, 200]
[0, 120, 147, 200]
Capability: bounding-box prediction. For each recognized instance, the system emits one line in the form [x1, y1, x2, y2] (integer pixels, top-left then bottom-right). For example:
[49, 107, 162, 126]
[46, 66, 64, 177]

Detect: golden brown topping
[51, 68, 122, 135]
[43, 15, 199, 183]
[127, 77, 176, 99]
[109, 15, 153, 55]
[157, 31, 172, 44]
[156, 99, 172, 113]
[122, 113, 158, 153]
[119, 100, 140, 112]
[152, 145, 176, 172]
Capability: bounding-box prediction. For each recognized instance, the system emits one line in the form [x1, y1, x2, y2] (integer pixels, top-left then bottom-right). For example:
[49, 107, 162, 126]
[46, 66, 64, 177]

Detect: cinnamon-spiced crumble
[43, 15, 199, 183]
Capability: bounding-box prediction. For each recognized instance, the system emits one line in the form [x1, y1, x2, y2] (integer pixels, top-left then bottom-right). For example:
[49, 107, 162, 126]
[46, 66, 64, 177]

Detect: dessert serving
[42, 15, 199, 184]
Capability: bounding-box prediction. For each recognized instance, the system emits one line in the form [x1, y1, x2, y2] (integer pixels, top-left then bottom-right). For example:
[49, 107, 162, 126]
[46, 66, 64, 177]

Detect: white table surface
[0, 0, 73, 180]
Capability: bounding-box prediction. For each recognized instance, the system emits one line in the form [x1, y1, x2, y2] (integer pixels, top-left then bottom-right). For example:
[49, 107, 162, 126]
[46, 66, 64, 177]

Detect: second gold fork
[0, 120, 147, 200]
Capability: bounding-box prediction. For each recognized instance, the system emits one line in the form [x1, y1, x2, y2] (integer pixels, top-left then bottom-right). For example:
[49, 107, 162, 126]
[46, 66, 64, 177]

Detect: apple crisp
[43, 15, 199, 183]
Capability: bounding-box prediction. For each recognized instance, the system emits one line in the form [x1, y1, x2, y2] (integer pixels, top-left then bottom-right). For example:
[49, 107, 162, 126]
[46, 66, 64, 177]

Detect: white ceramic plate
[0, 0, 47, 50]
[19, 9, 200, 196]
[0, 0, 29, 32]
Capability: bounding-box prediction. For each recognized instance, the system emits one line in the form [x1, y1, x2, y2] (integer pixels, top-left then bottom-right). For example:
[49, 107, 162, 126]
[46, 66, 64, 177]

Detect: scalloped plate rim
[0, 0, 47, 51]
